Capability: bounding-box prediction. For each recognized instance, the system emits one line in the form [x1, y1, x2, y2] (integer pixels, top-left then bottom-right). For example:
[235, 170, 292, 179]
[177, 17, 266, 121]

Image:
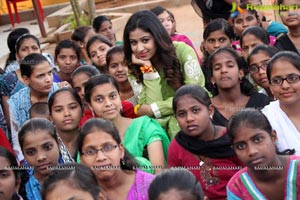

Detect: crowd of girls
[0, 1, 300, 199]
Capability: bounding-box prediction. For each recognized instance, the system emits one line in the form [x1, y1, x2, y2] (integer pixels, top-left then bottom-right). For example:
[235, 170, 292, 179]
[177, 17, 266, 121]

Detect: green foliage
[61, 14, 90, 29]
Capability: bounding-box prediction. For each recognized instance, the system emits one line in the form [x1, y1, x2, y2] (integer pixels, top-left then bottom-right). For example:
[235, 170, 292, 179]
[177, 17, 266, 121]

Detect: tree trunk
[70, 0, 82, 27]
[87, 0, 97, 24]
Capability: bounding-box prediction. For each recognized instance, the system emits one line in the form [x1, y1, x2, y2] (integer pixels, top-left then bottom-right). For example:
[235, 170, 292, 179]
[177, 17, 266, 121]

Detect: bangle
[134, 104, 141, 115]
[140, 65, 155, 73]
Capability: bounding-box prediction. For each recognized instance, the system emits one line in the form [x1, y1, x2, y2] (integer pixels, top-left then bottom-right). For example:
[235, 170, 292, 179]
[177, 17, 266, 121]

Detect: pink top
[232, 36, 276, 53]
[171, 33, 203, 65]
[127, 170, 154, 200]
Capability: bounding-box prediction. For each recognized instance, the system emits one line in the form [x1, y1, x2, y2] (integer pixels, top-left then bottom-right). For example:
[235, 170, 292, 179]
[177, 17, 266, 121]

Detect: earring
[120, 158, 126, 166]
[212, 82, 217, 89]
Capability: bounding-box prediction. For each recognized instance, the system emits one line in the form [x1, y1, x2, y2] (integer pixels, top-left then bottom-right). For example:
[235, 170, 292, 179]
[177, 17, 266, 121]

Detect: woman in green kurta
[84, 74, 170, 174]
[123, 10, 206, 139]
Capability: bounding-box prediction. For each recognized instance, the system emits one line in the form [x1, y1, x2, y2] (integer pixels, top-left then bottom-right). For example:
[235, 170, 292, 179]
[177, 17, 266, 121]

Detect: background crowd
[0, 0, 300, 199]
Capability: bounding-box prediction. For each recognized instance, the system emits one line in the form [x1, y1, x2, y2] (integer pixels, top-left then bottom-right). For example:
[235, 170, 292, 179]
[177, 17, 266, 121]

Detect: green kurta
[137, 41, 206, 139]
[123, 115, 170, 174]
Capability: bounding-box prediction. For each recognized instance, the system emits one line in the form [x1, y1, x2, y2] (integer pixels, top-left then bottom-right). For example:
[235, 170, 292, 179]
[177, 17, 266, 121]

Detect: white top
[262, 100, 300, 155]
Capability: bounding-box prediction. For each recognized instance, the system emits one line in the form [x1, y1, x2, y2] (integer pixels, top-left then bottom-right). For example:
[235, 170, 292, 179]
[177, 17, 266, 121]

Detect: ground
[95, 0, 153, 9]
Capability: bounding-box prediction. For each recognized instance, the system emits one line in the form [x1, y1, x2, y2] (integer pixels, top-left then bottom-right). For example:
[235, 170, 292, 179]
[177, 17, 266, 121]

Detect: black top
[275, 34, 299, 55]
[212, 92, 270, 127]
[191, 0, 232, 22]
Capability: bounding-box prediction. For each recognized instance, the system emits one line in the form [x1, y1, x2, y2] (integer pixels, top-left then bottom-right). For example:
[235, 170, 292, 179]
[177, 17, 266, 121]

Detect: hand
[136, 104, 153, 117]
[57, 81, 71, 88]
[131, 54, 152, 66]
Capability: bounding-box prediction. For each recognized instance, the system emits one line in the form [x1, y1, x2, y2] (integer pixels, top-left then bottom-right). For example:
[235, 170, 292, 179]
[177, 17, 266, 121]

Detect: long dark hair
[202, 18, 234, 92]
[123, 10, 183, 90]
[5, 28, 30, 67]
[41, 163, 101, 200]
[148, 169, 204, 200]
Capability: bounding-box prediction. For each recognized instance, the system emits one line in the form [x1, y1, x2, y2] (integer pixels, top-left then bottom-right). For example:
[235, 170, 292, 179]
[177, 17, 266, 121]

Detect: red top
[168, 139, 243, 200]
[0, 128, 14, 154]
[79, 100, 137, 127]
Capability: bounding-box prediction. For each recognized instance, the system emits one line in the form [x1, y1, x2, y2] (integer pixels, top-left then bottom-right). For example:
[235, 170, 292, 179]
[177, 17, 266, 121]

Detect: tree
[70, 0, 81, 26]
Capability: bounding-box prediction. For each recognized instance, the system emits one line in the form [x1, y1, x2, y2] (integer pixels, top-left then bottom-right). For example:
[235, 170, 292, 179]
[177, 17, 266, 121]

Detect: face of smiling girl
[129, 28, 157, 61]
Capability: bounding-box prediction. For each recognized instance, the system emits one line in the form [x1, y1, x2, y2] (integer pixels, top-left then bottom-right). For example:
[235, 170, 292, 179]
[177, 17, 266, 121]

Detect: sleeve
[138, 72, 163, 105]
[175, 42, 205, 87]
[227, 187, 242, 200]
[226, 169, 245, 200]
[151, 97, 174, 118]
[9, 105, 24, 163]
[138, 72, 171, 118]
[0, 73, 13, 96]
[142, 117, 170, 161]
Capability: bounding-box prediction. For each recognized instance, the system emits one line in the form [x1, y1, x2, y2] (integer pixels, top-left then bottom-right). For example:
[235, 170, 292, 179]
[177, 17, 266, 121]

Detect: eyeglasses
[249, 59, 269, 74]
[270, 74, 300, 86]
[82, 144, 118, 156]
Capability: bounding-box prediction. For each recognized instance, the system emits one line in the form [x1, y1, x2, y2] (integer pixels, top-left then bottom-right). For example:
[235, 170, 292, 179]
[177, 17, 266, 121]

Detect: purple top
[127, 170, 154, 200]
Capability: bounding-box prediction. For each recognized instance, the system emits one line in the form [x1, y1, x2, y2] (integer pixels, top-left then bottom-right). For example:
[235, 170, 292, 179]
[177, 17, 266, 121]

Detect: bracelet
[140, 65, 155, 73]
[134, 104, 141, 115]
